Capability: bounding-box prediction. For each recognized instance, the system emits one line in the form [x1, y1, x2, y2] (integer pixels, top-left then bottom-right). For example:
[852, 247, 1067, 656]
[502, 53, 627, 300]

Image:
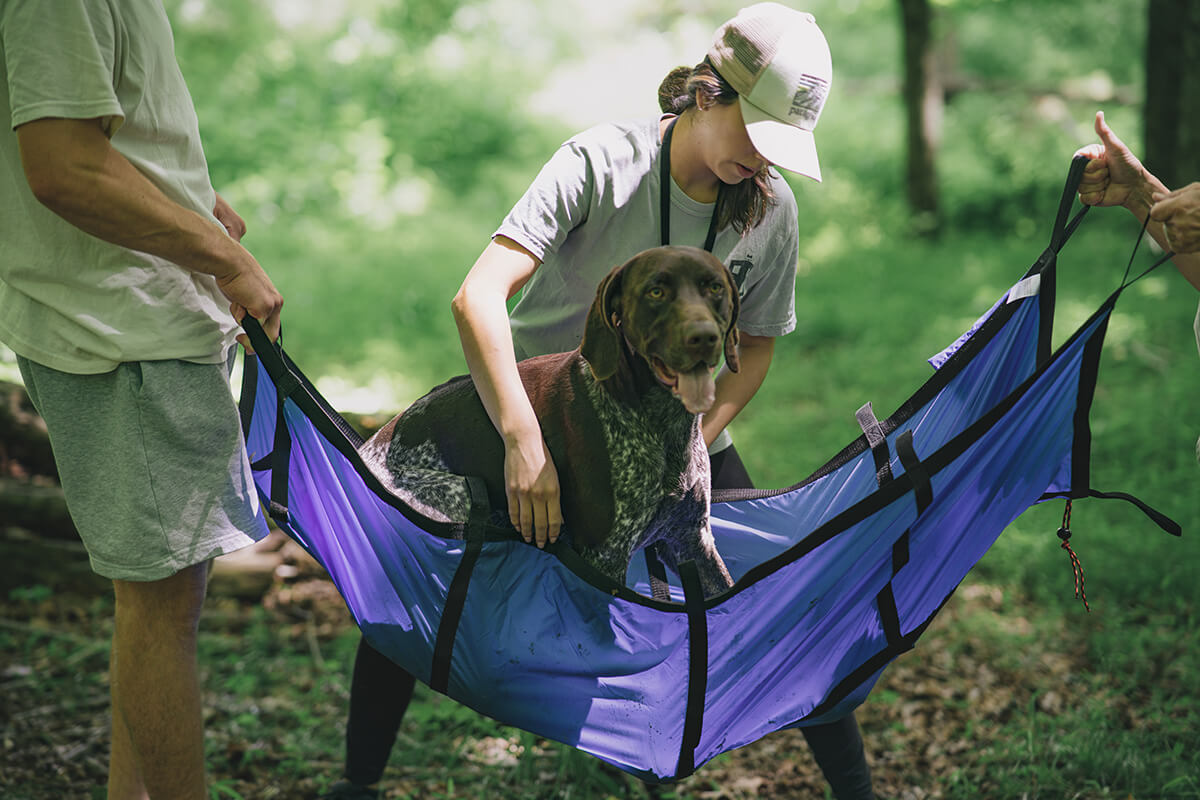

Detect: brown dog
[359, 245, 737, 596]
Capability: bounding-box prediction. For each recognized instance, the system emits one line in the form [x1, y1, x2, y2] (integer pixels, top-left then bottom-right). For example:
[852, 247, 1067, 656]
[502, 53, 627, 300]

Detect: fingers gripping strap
[241, 316, 300, 398]
[676, 560, 709, 778]
[429, 476, 490, 694]
[855, 402, 893, 487]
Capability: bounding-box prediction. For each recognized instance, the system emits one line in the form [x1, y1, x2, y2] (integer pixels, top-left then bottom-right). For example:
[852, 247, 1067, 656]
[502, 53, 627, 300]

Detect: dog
[358, 245, 738, 597]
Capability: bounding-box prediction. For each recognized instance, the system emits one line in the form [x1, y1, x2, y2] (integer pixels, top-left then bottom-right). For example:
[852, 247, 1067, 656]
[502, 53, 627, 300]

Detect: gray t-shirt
[497, 117, 800, 361]
[0, 0, 236, 374]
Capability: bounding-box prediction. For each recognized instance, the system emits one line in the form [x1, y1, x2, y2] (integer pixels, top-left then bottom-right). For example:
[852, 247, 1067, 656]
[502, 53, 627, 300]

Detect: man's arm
[1076, 111, 1200, 292]
[16, 116, 282, 339]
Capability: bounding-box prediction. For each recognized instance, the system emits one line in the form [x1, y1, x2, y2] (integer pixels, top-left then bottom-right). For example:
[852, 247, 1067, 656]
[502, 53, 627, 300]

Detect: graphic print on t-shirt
[728, 257, 755, 295]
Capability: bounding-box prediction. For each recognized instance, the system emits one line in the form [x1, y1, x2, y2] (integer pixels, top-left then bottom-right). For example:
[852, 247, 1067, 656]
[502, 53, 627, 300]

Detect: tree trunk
[899, 0, 942, 235]
[1145, 0, 1200, 191]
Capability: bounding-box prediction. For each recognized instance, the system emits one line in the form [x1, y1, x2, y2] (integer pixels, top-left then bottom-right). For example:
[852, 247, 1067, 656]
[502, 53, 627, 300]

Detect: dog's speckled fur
[358, 246, 737, 597]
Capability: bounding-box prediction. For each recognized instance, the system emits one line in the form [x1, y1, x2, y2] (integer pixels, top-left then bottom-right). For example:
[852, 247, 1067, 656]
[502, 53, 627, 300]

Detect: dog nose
[684, 320, 720, 355]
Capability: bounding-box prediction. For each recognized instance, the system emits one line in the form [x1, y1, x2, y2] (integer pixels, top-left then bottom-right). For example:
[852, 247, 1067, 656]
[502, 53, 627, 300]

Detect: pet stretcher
[237, 156, 1180, 783]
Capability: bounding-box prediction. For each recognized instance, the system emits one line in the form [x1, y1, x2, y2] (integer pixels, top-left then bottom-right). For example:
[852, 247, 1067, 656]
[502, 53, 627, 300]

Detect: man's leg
[108, 562, 210, 800]
[17, 355, 265, 798]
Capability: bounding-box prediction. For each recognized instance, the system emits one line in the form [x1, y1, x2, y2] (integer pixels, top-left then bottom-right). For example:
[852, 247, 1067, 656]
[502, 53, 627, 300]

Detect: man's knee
[113, 561, 209, 636]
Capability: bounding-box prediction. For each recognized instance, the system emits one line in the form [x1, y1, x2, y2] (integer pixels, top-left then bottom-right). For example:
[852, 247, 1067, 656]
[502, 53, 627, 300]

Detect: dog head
[581, 245, 740, 414]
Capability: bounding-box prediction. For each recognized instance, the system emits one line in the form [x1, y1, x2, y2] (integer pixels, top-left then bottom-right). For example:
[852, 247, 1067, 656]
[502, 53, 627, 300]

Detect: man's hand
[210, 193, 281, 348]
[17, 117, 282, 346]
[1074, 111, 1152, 210]
[1150, 183, 1200, 255]
[213, 193, 247, 242]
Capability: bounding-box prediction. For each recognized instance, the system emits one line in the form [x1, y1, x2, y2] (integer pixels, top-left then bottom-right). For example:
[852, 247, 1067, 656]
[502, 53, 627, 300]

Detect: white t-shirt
[498, 117, 800, 360]
[0, 0, 238, 374]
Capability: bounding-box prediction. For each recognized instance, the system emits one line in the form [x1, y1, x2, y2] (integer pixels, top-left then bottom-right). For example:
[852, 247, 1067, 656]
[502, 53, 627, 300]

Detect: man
[1075, 110, 1200, 463]
[1075, 110, 1200, 282]
[1, 2, 282, 798]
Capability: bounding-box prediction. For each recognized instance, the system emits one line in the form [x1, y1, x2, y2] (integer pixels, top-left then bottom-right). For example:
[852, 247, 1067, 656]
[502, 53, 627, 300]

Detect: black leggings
[342, 445, 874, 799]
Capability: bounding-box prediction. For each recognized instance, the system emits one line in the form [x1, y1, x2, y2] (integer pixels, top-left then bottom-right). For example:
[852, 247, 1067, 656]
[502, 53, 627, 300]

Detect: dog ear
[580, 263, 625, 381]
[722, 264, 741, 373]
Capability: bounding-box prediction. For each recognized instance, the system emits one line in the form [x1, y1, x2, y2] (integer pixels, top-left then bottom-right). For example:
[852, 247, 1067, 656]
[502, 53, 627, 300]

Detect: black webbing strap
[660, 118, 721, 252]
[895, 430, 932, 515]
[855, 402, 893, 487]
[875, 531, 913, 650]
[675, 559, 709, 778]
[238, 352, 258, 442]
[1088, 490, 1183, 537]
[1036, 155, 1093, 366]
[267, 383, 292, 520]
[876, 430, 926, 651]
[644, 543, 673, 602]
[808, 583, 957, 720]
[1050, 155, 1092, 254]
[429, 476, 490, 694]
[239, 318, 299, 522]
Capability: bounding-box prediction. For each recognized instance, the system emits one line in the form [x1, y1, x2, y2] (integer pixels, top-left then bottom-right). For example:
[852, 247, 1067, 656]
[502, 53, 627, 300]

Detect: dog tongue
[675, 366, 716, 414]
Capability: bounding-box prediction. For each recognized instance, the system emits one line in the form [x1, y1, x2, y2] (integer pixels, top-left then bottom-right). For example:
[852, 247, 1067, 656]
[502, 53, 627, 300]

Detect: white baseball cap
[708, 3, 833, 181]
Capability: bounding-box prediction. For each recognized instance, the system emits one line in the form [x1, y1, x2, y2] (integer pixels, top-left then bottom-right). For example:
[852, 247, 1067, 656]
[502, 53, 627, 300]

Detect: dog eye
[707, 282, 725, 295]
[647, 286, 666, 299]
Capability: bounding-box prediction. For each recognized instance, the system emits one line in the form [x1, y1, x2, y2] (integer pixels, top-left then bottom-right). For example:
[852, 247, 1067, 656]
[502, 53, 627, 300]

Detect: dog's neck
[594, 335, 696, 432]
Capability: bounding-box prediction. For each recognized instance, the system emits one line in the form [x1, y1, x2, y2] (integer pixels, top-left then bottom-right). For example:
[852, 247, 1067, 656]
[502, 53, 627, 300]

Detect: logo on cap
[789, 74, 829, 128]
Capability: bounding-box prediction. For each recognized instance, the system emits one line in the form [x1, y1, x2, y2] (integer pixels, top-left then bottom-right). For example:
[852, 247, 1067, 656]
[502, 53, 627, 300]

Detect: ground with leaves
[5, 529, 1185, 800]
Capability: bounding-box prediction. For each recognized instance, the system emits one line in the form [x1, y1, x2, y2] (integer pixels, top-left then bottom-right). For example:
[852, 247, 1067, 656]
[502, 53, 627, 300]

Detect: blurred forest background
[2, 0, 1198, 798]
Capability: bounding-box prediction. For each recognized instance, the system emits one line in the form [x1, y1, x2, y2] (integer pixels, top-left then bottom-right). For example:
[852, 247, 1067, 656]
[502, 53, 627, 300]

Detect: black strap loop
[644, 543, 673, 602]
[855, 402, 893, 487]
[1050, 155, 1092, 252]
[429, 476, 490, 694]
[896, 430, 932, 515]
[675, 559, 709, 778]
[1088, 489, 1182, 537]
[268, 380, 292, 520]
[1035, 155, 1094, 366]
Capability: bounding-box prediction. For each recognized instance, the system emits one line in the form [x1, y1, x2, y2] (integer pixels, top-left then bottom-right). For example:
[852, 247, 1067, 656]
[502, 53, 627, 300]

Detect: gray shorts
[18, 353, 267, 581]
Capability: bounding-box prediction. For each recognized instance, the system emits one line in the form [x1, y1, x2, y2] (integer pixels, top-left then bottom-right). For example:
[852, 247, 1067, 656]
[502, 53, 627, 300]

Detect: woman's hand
[502, 430, 563, 548]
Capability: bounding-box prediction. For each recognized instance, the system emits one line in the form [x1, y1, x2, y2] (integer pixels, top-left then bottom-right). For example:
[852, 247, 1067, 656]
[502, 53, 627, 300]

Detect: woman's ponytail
[657, 66, 693, 114]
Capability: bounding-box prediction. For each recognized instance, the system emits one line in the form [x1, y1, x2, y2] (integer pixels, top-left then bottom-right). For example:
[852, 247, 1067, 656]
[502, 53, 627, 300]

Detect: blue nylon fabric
[240, 269, 1115, 781]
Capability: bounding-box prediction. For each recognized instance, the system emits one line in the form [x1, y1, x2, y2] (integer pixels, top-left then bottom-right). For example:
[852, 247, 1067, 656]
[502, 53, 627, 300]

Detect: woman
[322, 5, 875, 799]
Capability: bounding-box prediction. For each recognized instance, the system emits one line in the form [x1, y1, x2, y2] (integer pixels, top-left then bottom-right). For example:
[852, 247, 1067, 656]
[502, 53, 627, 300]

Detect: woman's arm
[451, 235, 563, 547]
[700, 331, 775, 447]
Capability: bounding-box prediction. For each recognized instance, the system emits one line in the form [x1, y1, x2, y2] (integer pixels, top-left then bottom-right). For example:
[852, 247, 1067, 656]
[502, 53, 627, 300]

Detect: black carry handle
[1034, 155, 1094, 367]
[1050, 154, 1093, 252]
[240, 314, 275, 357]
[240, 316, 299, 399]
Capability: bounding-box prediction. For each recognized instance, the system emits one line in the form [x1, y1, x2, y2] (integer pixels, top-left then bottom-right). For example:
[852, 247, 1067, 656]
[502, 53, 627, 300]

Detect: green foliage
[7, 2, 1192, 798]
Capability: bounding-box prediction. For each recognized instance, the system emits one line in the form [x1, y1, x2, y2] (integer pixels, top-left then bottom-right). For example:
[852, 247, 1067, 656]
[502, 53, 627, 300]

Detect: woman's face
[696, 99, 769, 186]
